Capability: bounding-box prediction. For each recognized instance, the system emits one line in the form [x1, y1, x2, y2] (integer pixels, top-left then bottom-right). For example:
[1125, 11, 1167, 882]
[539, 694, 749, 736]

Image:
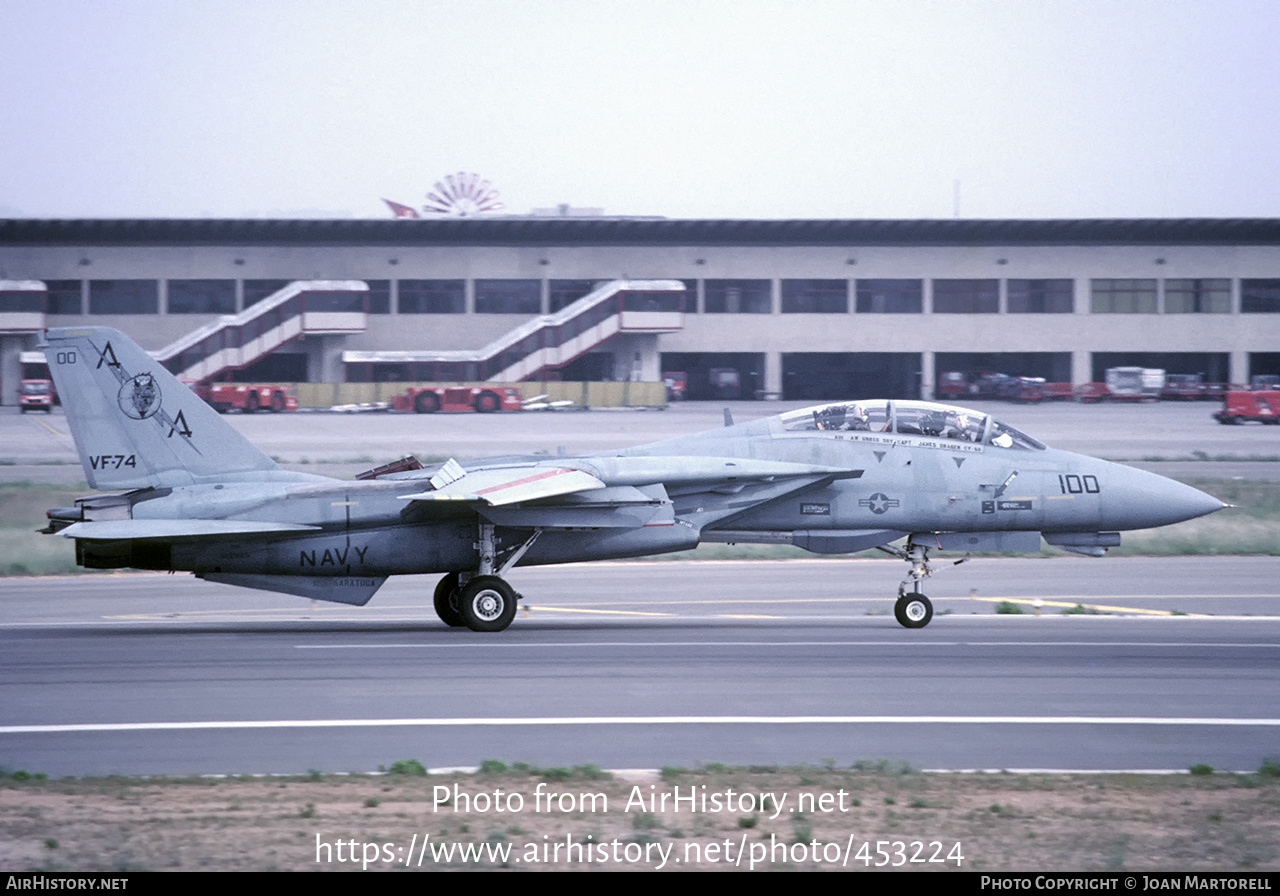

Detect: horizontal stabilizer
[59, 519, 321, 541]
[400, 466, 606, 506]
[198, 573, 387, 606]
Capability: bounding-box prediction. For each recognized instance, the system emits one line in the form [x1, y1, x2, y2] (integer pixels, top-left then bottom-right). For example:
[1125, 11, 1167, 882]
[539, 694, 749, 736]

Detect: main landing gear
[432, 523, 540, 632]
[877, 538, 968, 629]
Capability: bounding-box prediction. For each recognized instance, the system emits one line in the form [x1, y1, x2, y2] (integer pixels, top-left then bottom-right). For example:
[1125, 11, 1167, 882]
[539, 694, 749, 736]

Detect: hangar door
[782, 353, 920, 401]
[659, 353, 765, 400]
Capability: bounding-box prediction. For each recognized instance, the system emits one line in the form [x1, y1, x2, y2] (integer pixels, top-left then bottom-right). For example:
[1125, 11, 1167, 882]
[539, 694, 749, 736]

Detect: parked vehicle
[662, 371, 688, 401]
[937, 370, 979, 399]
[19, 379, 54, 413]
[19, 352, 58, 411]
[393, 385, 522, 413]
[1074, 382, 1110, 403]
[193, 383, 298, 413]
[1105, 367, 1164, 401]
[708, 367, 742, 400]
[1162, 373, 1205, 401]
[937, 370, 1045, 402]
[1213, 390, 1280, 425]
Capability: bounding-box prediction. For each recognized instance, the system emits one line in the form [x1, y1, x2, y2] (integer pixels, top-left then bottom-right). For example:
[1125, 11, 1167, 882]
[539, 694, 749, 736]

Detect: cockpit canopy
[777, 400, 1046, 450]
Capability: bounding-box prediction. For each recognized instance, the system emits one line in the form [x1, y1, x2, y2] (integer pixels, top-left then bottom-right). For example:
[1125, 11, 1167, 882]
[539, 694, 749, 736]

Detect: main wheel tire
[474, 390, 500, 413]
[270, 390, 286, 412]
[433, 572, 465, 627]
[245, 392, 260, 413]
[415, 392, 441, 413]
[459, 575, 517, 632]
[894, 593, 933, 629]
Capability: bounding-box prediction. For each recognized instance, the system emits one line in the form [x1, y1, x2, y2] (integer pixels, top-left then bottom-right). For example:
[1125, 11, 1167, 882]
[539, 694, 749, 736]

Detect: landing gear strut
[877, 538, 966, 629]
[433, 523, 540, 633]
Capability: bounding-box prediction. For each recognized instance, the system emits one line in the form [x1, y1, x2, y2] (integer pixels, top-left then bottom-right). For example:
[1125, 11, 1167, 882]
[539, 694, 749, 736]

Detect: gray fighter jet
[40, 327, 1223, 630]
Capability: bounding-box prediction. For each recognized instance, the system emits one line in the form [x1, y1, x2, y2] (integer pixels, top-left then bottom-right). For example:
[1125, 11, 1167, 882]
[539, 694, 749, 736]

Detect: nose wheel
[894, 592, 933, 628]
[877, 537, 964, 629]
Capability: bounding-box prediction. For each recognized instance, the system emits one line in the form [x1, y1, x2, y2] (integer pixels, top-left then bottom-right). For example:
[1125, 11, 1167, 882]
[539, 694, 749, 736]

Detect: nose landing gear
[878, 538, 968, 629]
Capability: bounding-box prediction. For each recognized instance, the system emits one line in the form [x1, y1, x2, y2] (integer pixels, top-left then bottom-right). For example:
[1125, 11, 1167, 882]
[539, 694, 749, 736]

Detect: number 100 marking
[1059, 474, 1100, 494]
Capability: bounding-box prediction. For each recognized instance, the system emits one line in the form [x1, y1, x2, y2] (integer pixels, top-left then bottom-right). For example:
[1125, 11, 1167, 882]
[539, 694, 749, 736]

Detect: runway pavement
[2, 400, 1276, 777]
[2, 557, 1277, 777]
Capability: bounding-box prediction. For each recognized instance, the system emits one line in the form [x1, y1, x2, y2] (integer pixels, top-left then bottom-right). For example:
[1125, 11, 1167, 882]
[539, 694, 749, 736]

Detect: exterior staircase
[157, 281, 368, 381]
[341, 279, 685, 381]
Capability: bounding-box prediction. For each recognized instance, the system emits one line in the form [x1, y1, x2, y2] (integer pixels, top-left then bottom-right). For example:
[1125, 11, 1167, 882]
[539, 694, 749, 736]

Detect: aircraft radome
[39, 327, 1224, 630]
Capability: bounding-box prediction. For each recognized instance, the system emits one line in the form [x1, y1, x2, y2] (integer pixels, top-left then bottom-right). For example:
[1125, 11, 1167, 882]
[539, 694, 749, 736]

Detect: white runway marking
[291, 640, 1280, 649]
[6, 715, 1280, 735]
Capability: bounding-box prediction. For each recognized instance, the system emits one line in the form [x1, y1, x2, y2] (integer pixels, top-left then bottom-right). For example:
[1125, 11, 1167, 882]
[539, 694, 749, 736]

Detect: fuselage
[619, 402, 1222, 536]
[94, 399, 1221, 580]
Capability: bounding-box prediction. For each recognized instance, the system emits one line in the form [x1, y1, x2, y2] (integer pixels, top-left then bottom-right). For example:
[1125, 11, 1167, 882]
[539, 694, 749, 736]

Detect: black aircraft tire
[433, 572, 465, 627]
[894, 593, 933, 629]
[459, 575, 518, 632]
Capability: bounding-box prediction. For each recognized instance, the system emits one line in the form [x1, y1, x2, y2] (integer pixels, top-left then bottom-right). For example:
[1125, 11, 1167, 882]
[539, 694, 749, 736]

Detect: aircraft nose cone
[1104, 469, 1224, 530]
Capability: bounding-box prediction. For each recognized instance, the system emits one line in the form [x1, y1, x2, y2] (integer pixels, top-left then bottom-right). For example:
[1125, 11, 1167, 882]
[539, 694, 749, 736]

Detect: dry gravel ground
[2, 765, 1278, 872]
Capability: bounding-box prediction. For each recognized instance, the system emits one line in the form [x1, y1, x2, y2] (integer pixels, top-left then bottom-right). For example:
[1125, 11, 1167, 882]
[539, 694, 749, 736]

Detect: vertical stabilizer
[41, 327, 282, 489]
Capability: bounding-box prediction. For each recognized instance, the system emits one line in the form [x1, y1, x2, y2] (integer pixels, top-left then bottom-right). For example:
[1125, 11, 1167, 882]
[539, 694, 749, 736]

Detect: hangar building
[1, 217, 1278, 405]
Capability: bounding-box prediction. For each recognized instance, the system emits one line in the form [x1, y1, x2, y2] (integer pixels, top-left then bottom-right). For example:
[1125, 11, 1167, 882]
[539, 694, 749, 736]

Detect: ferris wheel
[422, 172, 504, 216]
[383, 173, 505, 219]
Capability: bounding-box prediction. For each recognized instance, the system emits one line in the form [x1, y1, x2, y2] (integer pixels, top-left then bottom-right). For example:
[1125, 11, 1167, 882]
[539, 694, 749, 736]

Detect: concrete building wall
[3, 226, 1279, 403]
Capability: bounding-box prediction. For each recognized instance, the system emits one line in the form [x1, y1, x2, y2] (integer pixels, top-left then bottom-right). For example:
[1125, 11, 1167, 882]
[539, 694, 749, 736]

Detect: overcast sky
[2, 0, 1278, 220]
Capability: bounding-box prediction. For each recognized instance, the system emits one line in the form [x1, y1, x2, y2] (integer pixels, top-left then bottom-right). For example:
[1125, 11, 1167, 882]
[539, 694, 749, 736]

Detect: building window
[1242, 279, 1280, 313]
[703, 279, 770, 313]
[167, 279, 236, 314]
[1163, 279, 1229, 314]
[45, 280, 82, 315]
[855, 279, 922, 313]
[549, 280, 599, 312]
[781, 279, 848, 313]
[476, 279, 541, 314]
[365, 280, 390, 314]
[243, 280, 292, 307]
[0, 290, 42, 312]
[1091, 279, 1157, 313]
[933, 279, 998, 313]
[398, 280, 464, 313]
[88, 280, 158, 314]
[1008, 279, 1073, 313]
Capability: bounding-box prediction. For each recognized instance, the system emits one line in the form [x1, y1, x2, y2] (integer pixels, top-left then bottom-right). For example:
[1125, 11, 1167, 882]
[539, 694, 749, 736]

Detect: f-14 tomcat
[40, 327, 1223, 630]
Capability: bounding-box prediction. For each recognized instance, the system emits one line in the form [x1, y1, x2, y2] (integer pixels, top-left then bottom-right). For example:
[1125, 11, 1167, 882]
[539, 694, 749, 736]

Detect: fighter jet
[40, 327, 1223, 630]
